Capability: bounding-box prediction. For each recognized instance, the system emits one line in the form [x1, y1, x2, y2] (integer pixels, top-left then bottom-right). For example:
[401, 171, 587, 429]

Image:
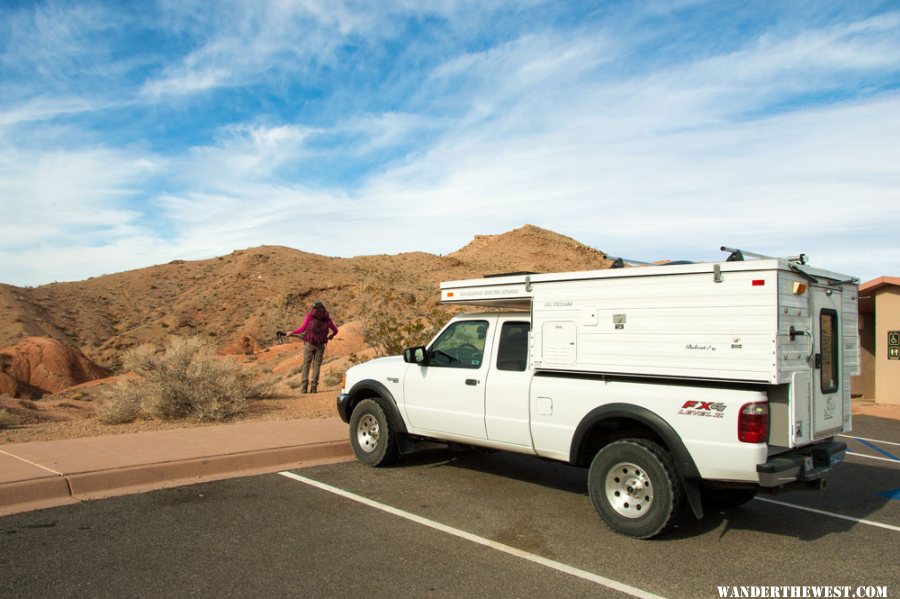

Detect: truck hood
[345, 355, 406, 388]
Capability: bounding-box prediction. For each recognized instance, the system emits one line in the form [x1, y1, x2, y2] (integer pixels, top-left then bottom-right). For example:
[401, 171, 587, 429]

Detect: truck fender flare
[347, 380, 409, 435]
[570, 403, 704, 519]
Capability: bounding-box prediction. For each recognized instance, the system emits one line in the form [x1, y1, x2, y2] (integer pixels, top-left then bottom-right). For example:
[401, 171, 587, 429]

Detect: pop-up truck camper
[338, 248, 859, 538]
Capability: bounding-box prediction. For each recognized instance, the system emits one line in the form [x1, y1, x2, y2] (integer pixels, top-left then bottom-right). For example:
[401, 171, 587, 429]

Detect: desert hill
[450, 225, 611, 273]
[0, 225, 613, 399]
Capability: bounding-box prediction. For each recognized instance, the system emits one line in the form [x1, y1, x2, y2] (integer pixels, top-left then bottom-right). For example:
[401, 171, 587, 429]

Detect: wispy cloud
[1, 1, 137, 101]
[0, 97, 106, 128]
[140, 0, 385, 100]
[0, 145, 159, 247]
[173, 123, 315, 189]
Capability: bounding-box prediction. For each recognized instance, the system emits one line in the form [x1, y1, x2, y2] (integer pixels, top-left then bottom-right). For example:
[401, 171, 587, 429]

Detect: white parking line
[847, 451, 900, 465]
[839, 434, 900, 447]
[753, 497, 900, 533]
[279, 471, 663, 599]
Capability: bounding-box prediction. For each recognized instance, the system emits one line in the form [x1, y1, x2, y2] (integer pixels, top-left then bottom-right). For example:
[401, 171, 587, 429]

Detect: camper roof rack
[720, 246, 808, 265]
[608, 256, 654, 269]
[483, 271, 540, 278]
[608, 257, 697, 269]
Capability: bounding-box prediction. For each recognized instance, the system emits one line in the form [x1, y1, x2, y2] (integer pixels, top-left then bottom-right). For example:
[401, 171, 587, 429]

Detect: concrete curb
[0, 440, 353, 516]
[67, 440, 354, 499]
[0, 476, 77, 514]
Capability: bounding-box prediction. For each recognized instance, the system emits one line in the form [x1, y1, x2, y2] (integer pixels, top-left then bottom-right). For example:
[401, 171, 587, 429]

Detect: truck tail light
[738, 402, 768, 443]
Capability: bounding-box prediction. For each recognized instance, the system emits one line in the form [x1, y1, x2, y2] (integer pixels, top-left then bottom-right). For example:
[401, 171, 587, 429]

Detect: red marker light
[752, 279, 765, 286]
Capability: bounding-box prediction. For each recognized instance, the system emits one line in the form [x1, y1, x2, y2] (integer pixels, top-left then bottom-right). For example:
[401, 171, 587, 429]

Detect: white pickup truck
[337, 252, 858, 538]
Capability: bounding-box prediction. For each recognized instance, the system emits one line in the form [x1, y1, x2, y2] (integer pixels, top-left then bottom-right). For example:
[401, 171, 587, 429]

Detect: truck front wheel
[349, 399, 399, 467]
[588, 439, 683, 539]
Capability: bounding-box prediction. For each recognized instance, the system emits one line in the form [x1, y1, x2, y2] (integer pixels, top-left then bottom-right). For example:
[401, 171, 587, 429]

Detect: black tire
[349, 399, 399, 467]
[701, 486, 758, 510]
[587, 439, 683, 539]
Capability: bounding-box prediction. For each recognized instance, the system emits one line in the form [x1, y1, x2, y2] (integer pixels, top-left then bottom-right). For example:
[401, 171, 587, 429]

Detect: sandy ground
[0, 338, 361, 445]
[0, 387, 338, 445]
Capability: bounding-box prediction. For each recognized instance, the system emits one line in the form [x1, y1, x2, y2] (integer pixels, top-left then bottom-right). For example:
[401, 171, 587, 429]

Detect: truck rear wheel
[349, 399, 399, 467]
[588, 439, 683, 539]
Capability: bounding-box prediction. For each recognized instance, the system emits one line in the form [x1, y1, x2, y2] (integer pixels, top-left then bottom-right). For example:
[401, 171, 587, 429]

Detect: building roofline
[859, 276, 900, 294]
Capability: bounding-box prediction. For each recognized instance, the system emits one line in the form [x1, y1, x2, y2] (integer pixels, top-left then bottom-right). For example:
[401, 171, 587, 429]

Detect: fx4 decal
[678, 400, 727, 419]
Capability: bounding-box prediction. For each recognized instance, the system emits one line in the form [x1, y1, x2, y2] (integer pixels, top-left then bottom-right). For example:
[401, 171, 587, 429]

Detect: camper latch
[789, 326, 810, 341]
[714, 264, 723, 283]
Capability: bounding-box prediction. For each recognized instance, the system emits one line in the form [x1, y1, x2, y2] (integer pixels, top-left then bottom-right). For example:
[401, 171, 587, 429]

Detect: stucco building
[852, 276, 900, 405]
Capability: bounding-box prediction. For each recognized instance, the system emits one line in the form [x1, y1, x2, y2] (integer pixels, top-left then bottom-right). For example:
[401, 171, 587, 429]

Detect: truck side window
[496, 321, 530, 372]
[428, 320, 488, 369]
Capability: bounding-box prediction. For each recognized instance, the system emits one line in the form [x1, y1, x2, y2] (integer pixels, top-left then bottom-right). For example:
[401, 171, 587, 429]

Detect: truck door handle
[465, 379, 479, 386]
[814, 353, 822, 369]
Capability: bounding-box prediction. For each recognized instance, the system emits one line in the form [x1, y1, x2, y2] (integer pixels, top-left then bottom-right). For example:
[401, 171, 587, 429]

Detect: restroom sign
[890, 331, 900, 360]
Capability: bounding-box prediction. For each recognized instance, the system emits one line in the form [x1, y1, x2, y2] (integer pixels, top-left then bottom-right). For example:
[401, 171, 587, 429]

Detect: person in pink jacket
[289, 300, 339, 393]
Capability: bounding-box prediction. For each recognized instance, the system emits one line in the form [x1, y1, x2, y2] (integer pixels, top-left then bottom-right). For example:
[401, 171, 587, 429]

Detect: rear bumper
[757, 441, 846, 488]
[336, 393, 351, 423]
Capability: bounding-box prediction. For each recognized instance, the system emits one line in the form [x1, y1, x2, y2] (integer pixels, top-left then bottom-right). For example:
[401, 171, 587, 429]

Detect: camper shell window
[820, 309, 839, 394]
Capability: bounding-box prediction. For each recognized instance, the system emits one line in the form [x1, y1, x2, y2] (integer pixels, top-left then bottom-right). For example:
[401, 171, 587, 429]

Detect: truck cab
[337, 313, 534, 450]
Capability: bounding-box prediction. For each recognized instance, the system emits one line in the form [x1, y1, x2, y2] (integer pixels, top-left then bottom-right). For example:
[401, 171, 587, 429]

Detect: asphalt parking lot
[2, 415, 897, 598]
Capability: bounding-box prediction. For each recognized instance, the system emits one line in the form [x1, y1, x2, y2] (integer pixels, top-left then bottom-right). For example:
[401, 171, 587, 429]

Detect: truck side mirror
[403, 346, 427, 364]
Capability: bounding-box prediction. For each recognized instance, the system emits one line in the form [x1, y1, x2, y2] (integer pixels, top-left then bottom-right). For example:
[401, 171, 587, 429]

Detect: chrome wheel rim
[356, 414, 380, 453]
[604, 461, 653, 519]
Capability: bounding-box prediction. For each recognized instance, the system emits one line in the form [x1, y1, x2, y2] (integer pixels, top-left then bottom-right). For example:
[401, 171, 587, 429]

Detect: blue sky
[1, 0, 898, 287]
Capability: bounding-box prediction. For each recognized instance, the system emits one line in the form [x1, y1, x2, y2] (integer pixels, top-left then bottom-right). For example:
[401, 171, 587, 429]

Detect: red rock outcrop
[221, 334, 264, 356]
[0, 337, 109, 397]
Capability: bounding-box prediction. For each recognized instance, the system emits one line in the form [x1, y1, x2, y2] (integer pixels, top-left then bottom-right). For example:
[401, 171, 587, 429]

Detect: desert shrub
[96, 383, 141, 424]
[100, 336, 274, 423]
[358, 288, 446, 357]
[122, 343, 158, 373]
[0, 407, 16, 429]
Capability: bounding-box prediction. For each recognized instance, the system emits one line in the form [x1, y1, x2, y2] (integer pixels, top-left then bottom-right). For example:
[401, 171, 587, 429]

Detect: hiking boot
[310, 384, 318, 394]
[300, 382, 308, 394]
